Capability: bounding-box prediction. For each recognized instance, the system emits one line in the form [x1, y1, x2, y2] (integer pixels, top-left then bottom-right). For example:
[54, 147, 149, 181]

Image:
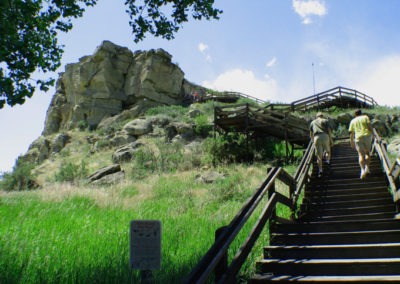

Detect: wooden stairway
[250, 141, 400, 283]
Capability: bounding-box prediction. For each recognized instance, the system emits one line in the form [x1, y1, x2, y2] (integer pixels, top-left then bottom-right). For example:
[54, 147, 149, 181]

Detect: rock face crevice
[42, 40, 202, 136]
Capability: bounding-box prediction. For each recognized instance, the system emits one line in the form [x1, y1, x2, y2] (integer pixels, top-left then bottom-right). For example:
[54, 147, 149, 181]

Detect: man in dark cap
[309, 112, 333, 177]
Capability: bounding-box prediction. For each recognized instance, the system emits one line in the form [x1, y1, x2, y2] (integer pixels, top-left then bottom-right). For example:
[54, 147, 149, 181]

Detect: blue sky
[1, 0, 400, 173]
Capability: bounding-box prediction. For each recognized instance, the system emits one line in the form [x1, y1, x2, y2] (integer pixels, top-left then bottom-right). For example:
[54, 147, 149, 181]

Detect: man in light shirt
[348, 109, 374, 179]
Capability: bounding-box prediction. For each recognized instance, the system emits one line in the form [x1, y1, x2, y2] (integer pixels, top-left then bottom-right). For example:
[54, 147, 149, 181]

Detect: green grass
[0, 164, 295, 283]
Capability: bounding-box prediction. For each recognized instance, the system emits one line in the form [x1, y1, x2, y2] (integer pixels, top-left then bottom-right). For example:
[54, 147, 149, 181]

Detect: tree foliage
[0, 0, 222, 108]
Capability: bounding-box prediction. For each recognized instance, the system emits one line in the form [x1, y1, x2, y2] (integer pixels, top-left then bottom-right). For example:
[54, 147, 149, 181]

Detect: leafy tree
[0, 0, 222, 108]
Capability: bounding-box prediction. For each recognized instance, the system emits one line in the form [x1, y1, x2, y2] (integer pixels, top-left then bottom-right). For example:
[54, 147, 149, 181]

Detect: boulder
[195, 171, 226, 184]
[20, 136, 51, 164]
[171, 122, 194, 138]
[110, 131, 136, 147]
[97, 99, 160, 133]
[165, 124, 178, 142]
[88, 164, 122, 182]
[51, 133, 70, 153]
[188, 108, 202, 118]
[123, 118, 153, 136]
[91, 171, 125, 186]
[112, 141, 143, 163]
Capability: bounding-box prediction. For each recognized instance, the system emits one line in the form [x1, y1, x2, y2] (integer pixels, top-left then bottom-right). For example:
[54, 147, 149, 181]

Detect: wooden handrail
[292, 140, 315, 206]
[184, 140, 315, 283]
[290, 86, 377, 106]
[184, 167, 281, 283]
[265, 86, 378, 112]
[372, 129, 400, 205]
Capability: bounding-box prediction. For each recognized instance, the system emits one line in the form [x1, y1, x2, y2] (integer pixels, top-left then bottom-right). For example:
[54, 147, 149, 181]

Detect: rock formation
[16, 40, 400, 185]
[42, 40, 203, 135]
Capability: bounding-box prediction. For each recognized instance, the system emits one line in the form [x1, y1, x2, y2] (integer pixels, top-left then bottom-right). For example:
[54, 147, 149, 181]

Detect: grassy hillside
[1, 101, 399, 283]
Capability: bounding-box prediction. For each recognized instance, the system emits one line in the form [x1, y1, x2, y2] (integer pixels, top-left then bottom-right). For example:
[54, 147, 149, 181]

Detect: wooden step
[255, 258, 400, 276]
[309, 178, 388, 188]
[302, 197, 393, 210]
[300, 212, 396, 222]
[250, 274, 400, 283]
[305, 186, 389, 196]
[264, 243, 400, 259]
[304, 191, 391, 203]
[305, 183, 389, 192]
[271, 219, 400, 233]
[300, 204, 396, 216]
[271, 229, 400, 245]
[250, 141, 400, 282]
[327, 170, 384, 179]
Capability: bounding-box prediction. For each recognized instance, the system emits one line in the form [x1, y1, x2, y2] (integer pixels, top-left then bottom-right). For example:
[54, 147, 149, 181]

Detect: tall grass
[0, 164, 295, 283]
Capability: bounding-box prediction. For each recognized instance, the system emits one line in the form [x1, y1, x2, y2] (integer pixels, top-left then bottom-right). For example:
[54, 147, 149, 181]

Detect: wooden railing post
[214, 226, 228, 282]
[268, 168, 277, 221]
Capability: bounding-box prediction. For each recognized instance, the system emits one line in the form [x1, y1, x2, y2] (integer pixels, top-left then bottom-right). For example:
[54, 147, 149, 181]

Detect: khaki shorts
[356, 135, 372, 154]
[314, 133, 330, 157]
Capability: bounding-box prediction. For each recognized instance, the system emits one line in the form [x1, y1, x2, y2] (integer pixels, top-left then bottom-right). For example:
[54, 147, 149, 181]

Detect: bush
[146, 105, 187, 119]
[133, 146, 158, 174]
[194, 114, 212, 138]
[203, 132, 297, 165]
[204, 133, 250, 164]
[77, 120, 88, 131]
[0, 160, 37, 191]
[131, 141, 190, 179]
[209, 172, 249, 202]
[54, 161, 88, 183]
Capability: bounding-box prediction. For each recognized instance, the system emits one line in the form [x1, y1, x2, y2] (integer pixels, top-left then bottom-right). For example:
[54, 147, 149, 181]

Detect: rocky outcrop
[20, 133, 71, 164]
[112, 141, 144, 163]
[87, 164, 122, 183]
[42, 40, 205, 135]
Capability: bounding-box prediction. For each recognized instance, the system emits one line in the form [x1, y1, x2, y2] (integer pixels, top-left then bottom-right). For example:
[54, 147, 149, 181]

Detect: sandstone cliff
[43, 40, 202, 135]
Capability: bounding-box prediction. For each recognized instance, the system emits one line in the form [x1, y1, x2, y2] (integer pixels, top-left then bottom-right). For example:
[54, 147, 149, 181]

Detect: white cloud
[353, 55, 400, 107]
[202, 68, 279, 102]
[266, 57, 277, 68]
[198, 42, 208, 53]
[292, 0, 327, 24]
[198, 42, 212, 62]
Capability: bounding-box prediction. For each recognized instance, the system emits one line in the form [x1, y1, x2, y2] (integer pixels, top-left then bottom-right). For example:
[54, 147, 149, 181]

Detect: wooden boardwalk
[214, 104, 310, 147]
[214, 86, 378, 149]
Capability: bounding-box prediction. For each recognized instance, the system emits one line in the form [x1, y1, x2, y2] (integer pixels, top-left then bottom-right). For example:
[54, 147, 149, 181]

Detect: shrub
[204, 133, 250, 164]
[77, 120, 88, 131]
[194, 114, 212, 138]
[0, 160, 37, 191]
[59, 148, 71, 157]
[146, 105, 187, 119]
[204, 132, 297, 165]
[95, 139, 110, 150]
[209, 172, 249, 202]
[132, 141, 187, 178]
[133, 146, 158, 173]
[54, 161, 88, 183]
[158, 141, 185, 172]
